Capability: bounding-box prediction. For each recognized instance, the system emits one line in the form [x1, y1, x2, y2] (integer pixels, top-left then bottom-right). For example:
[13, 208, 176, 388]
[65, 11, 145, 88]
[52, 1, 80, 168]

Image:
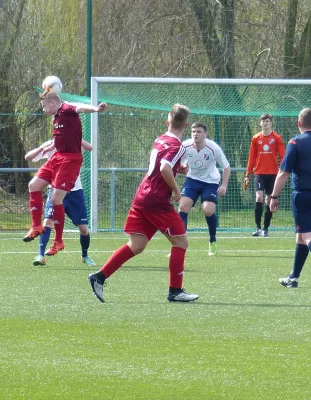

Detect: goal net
[66, 78, 311, 233]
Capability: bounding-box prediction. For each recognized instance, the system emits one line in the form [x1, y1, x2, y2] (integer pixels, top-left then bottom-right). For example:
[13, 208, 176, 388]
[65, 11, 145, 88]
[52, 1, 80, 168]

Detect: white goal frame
[90, 77, 311, 233]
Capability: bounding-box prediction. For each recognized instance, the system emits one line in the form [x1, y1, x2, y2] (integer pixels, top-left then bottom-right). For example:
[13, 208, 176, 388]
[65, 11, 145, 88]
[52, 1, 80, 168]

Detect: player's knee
[178, 197, 192, 213]
[179, 204, 191, 213]
[134, 246, 145, 255]
[255, 194, 263, 202]
[128, 235, 148, 255]
[51, 192, 65, 206]
[79, 225, 89, 235]
[28, 179, 38, 192]
[51, 199, 62, 206]
[202, 203, 215, 216]
[44, 218, 53, 228]
[171, 235, 188, 250]
[129, 243, 146, 255]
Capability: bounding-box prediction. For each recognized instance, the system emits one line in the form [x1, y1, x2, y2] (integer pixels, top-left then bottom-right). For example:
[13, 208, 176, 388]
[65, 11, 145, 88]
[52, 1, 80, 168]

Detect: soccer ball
[42, 75, 62, 94]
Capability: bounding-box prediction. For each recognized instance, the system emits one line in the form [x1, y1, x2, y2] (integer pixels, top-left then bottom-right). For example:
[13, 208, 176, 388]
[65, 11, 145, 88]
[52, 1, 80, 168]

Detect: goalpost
[89, 77, 311, 233]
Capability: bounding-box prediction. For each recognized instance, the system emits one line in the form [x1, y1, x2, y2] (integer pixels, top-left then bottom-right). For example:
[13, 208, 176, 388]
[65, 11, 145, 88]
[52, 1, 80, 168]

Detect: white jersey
[181, 138, 229, 184]
[33, 140, 83, 192]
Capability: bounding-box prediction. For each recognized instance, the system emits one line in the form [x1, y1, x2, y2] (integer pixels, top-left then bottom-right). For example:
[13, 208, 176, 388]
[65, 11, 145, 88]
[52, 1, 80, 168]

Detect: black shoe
[167, 288, 199, 302]
[252, 228, 262, 237]
[88, 273, 105, 302]
[279, 276, 298, 288]
[261, 229, 269, 237]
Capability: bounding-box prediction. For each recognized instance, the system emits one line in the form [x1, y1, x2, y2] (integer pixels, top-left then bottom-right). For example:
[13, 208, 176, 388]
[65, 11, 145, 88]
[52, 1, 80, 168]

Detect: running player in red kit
[88, 104, 199, 303]
[23, 92, 107, 255]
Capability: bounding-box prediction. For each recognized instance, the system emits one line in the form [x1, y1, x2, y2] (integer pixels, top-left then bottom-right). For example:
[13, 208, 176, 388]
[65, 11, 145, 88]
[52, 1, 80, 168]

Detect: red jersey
[52, 103, 82, 153]
[246, 131, 285, 175]
[132, 132, 185, 212]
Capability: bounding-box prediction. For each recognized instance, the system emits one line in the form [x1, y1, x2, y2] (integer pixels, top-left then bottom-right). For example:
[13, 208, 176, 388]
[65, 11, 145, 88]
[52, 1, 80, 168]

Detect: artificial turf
[1, 231, 310, 400]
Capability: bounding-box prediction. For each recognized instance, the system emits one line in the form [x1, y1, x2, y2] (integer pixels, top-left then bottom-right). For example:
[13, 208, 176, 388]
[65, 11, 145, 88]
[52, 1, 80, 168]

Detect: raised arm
[76, 102, 108, 114]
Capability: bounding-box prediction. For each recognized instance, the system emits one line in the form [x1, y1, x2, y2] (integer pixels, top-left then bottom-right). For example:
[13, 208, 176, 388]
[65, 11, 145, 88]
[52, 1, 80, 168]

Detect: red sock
[169, 247, 186, 288]
[29, 191, 43, 227]
[53, 204, 65, 243]
[101, 244, 135, 278]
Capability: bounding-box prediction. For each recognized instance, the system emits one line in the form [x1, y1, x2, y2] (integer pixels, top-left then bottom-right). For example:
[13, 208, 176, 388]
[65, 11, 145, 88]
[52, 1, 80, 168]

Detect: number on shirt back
[148, 148, 158, 176]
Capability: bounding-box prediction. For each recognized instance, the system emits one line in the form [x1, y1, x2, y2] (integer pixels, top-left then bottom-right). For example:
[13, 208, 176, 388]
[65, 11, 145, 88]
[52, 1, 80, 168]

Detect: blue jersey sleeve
[280, 138, 297, 173]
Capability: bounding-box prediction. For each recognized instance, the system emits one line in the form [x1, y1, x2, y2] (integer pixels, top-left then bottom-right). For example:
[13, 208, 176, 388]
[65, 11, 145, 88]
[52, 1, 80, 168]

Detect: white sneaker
[167, 289, 199, 302]
[33, 255, 46, 266]
[279, 276, 298, 288]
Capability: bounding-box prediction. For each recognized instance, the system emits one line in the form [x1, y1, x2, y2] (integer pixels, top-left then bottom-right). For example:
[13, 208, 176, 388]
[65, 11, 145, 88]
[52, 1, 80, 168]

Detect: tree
[191, 0, 235, 77]
[0, 0, 88, 193]
[0, 0, 30, 193]
[292, 9, 311, 78]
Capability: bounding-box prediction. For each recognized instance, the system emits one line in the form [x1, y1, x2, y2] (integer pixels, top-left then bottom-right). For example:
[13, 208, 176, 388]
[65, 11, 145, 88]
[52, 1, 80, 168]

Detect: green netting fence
[1, 78, 310, 232]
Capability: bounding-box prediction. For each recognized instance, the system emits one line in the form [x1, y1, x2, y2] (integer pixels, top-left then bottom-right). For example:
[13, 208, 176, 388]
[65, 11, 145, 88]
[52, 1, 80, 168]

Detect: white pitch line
[0, 235, 294, 241]
[0, 249, 295, 255]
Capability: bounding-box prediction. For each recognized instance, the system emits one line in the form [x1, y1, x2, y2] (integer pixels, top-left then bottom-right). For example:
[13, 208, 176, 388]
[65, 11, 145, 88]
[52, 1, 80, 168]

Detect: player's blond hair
[40, 92, 61, 103]
[168, 104, 190, 129]
[299, 108, 311, 129]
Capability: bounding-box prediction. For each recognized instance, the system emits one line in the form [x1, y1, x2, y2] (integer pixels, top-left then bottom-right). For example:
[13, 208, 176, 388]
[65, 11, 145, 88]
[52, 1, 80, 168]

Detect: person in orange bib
[244, 113, 285, 237]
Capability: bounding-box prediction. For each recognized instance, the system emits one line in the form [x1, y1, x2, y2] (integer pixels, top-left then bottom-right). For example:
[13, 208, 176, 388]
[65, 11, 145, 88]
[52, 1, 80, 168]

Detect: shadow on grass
[219, 254, 292, 259]
[89, 299, 311, 308]
[193, 301, 311, 308]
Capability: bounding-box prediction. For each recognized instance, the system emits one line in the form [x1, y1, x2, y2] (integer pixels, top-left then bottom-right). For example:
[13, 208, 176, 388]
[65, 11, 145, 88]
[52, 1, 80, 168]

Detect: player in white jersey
[179, 122, 230, 255]
[24, 139, 96, 266]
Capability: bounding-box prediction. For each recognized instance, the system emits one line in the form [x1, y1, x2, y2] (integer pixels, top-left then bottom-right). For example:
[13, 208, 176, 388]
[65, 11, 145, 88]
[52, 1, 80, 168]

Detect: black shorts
[254, 174, 276, 195]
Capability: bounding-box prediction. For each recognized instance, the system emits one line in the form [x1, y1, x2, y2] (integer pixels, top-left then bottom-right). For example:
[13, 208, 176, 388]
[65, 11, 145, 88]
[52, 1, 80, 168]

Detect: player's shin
[53, 204, 65, 243]
[29, 191, 43, 227]
[179, 212, 188, 230]
[169, 247, 186, 288]
[101, 244, 135, 278]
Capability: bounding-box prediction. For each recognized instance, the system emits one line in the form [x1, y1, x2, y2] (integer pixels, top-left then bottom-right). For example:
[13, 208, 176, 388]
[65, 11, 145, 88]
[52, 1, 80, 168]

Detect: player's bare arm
[25, 147, 43, 162]
[76, 102, 108, 113]
[160, 162, 181, 202]
[81, 139, 93, 152]
[41, 142, 55, 156]
[270, 170, 290, 213]
[218, 165, 231, 196]
[25, 140, 55, 161]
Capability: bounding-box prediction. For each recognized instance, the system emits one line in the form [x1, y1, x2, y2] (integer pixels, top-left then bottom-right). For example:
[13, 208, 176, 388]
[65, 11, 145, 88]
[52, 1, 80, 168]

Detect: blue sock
[80, 233, 90, 257]
[179, 212, 188, 230]
[39, 227, 51, 256]
[205, 214, 217, 243]
[290, 244, 309, 278]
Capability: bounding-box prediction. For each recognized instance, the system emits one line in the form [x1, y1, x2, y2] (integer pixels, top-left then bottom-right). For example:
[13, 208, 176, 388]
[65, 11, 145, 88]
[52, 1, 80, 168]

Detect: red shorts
[36, 152, 83, 192]
[124, 207, 186, 240]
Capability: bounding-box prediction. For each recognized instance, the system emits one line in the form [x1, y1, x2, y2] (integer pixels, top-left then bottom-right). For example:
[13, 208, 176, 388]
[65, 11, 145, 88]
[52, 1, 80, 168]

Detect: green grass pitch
[1, 231, 311, 400]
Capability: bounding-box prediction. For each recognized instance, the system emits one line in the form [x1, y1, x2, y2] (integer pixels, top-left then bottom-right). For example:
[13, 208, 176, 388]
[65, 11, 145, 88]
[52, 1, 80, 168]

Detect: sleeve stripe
[171, 145, 185, 165]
